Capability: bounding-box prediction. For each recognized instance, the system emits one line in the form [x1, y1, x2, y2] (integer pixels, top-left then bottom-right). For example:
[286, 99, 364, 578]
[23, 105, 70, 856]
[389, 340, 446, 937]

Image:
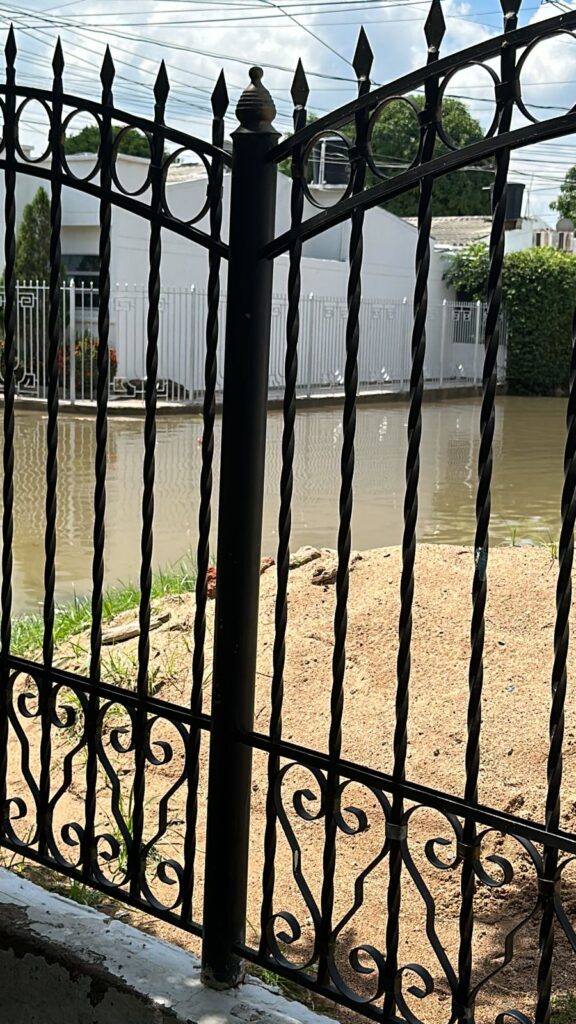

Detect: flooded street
[3, 395, 566, 613]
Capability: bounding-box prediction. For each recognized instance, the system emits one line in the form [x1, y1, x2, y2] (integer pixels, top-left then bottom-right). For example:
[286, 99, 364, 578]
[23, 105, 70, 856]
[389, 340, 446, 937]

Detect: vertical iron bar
[457, 5, 518, 1020]
[131, 63, 169, 901]
[38, 39, 64, 859]
[317, 32, 372, 988]
[535, 308, 576, 1024]
[180, 70, 228, 925]
[260, 59, 309, 957]
[0, 27, 17, 830]
[384, 6, 444, 1012]
[201, 67, 278, 988]
[83, 47, 115, 882]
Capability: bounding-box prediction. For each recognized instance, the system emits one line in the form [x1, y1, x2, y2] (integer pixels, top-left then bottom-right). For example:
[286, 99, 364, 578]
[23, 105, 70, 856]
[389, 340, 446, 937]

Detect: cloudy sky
[3, 0, 576, 222]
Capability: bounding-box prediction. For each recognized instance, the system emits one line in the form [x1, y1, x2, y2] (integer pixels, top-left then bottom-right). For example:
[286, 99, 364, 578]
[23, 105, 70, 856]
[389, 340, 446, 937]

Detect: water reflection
[2, 397, 565, 613]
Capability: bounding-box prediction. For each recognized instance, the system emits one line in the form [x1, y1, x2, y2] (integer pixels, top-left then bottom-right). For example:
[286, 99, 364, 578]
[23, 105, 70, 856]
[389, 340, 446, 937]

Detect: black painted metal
[180, 69, 229, 927]
[318, 34, 372, 992]
[259, 57, 309, 962]
[131, 61, 169, 905]
[0, 13, 576, 1023]
[201, 67, 279, 988]
[83, 45, 115, 884]
[0, 28, 17, 834]
[385, 7, 445, 1017]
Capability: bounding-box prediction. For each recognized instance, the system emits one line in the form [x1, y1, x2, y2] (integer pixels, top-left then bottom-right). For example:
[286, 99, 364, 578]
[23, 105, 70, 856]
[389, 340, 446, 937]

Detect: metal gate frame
[1, 4, 576, 1021]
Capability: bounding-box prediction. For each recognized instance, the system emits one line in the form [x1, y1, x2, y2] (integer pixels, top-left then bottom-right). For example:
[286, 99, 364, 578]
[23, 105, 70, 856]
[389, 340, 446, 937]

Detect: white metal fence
[0, 282, 507, 404]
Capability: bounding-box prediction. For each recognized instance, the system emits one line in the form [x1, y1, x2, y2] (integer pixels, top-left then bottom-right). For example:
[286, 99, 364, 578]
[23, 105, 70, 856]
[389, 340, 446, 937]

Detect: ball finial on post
[235, 66, 277, 132]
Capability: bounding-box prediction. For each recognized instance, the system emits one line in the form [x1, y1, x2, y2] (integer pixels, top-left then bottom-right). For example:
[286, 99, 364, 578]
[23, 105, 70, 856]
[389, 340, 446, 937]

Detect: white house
[1, 152, 483, 398]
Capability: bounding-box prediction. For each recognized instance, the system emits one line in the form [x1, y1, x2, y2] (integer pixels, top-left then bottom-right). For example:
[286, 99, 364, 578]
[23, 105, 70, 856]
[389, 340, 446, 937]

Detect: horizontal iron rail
[0, 84, 232, 167]
[270, 7, 576, 164]
[265, 109, 576, 258]
[243, 730, 576, 856]
[0, 160, 228, 255]
[3, 654, 212, 732]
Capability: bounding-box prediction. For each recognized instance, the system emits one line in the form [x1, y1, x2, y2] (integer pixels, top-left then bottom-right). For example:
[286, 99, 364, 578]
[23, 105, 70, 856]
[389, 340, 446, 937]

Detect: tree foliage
[14, 186, 52, 282]
[551, 165, 576, 224]
[64, 124, 151, 158]
[368, 95, 492, 217]
[444, 243, 576, 394]
[281, 96, 492, 217]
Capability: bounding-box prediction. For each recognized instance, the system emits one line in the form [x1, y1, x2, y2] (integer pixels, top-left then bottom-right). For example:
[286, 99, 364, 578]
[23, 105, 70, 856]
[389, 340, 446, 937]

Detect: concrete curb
[0, 869, 332, 1024]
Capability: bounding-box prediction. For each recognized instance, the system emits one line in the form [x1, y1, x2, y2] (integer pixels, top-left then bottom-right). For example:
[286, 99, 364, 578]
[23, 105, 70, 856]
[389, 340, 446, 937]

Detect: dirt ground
[5, 544, 576, 1024]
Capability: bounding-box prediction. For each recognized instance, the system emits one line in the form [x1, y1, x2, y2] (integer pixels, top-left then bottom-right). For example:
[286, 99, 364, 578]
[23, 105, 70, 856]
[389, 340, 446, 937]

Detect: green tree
[282, 97, 492, 217]
[64, 124, 151, 158]
[14, 186, 52, 282]
[551, 165, 576, 223]
[368, 95, 492, 217]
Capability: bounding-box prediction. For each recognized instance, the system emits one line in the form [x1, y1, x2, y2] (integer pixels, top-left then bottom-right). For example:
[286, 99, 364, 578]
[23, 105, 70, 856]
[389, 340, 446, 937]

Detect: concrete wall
[0, 869, 333, 1024]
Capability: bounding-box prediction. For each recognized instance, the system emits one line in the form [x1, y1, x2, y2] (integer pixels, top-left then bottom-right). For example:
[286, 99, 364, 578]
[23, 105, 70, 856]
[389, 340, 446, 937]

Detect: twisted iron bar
[385, 11, 443, 1014]
[457, 7, 518, 1019]
[0, 28, 17, 825]
[132, 63, 169, 901]
[181, 72, 228, 924]
[38, 39, 64, 859]
[83, 47, 115, 882]
[535, 272, 576, 1024]
[318, 55, 370, 988]
[260, 61, 308, 957]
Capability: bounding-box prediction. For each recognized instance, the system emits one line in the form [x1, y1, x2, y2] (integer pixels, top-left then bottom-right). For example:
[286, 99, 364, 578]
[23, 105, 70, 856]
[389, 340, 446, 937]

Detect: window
[535, 232, 542, 247]
[62, 254, 99, 308]
[558, 232, 565, 250]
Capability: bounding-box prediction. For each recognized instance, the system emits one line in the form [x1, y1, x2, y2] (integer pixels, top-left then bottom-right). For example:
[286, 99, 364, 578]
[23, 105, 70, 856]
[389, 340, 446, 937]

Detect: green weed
[11, 556, 197, 658]
[552, 993, 576, 1023]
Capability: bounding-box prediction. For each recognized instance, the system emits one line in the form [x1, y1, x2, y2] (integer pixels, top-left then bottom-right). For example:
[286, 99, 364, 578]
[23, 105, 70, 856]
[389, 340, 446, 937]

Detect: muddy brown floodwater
[1, 395, 567, 614]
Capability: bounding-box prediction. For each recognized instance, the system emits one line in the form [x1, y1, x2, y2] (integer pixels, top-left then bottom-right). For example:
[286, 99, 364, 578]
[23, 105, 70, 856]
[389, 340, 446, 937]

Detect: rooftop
[403, 214, 494, 248]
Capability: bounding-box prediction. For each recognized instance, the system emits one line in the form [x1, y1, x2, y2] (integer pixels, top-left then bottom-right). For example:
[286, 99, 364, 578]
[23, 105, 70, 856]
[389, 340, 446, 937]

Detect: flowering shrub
[59, 334, 118, 396]
[0, 334, 118, 396]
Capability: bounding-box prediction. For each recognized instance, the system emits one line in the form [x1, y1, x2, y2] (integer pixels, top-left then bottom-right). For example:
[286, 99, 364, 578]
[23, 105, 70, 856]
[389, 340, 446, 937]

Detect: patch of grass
[11, 556, 197, 658]
[552, 993, 576, 1023]
[535, 530, 559, 561]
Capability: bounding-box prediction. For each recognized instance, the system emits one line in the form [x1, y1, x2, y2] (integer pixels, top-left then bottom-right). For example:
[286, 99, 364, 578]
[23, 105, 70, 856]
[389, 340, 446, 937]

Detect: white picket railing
[0, 282, 507, 404]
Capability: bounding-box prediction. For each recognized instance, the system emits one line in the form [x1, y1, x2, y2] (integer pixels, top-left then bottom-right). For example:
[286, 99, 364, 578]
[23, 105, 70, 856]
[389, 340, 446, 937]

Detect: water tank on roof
[489, 181, 525, 220]
[506, 182, 525, 220]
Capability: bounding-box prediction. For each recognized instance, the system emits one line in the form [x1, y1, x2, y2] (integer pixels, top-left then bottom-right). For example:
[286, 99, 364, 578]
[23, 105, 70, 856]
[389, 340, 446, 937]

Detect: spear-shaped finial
[352, 27, 374, 82]
[211, 70, 229, 119]
[424, 0, 446, 53]
[500, 0, 522, 23]
[154, 60, 170, 107]
[5, 25, 16, 69]
[291, 58, 309, 109]
[101, 46, 115, 92]
[52, 37, 64, 78]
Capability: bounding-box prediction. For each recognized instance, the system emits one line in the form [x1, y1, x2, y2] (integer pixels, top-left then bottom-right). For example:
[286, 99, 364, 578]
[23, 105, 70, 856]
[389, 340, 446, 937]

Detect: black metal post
[201, 67, 279, 989]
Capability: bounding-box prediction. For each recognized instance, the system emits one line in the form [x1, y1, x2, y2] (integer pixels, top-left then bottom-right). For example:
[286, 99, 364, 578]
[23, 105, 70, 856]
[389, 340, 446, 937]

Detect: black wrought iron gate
[1, 3, 576, 1022]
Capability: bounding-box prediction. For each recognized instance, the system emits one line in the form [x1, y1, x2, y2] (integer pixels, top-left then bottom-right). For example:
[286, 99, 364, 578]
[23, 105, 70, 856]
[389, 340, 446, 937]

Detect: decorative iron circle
[111, 124, 152, 196]
[60, 108, 102, 182]
[366, 95, 422, 180]
[161, 146, 212, 226]
[15, 97, 52, 163]
[301, 130, 354, 209]
[515, 29, 576, 123]
[437, 62, 500, 149]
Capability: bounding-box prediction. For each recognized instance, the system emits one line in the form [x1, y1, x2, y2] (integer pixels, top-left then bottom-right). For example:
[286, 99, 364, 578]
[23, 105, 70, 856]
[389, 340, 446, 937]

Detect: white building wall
[3, 154, 463, 394]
